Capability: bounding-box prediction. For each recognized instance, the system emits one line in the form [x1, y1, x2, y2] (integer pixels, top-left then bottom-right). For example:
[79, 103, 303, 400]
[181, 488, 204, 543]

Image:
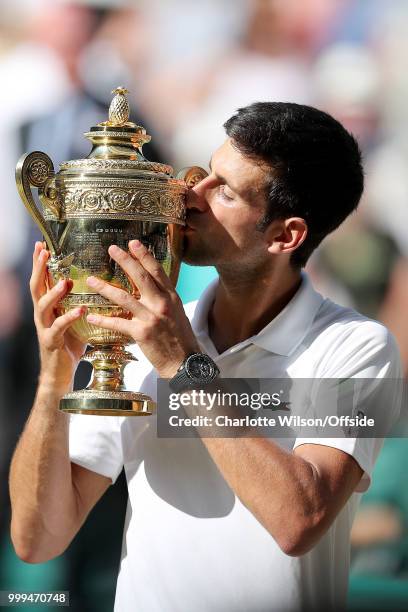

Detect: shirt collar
[189, 272, 324, 357]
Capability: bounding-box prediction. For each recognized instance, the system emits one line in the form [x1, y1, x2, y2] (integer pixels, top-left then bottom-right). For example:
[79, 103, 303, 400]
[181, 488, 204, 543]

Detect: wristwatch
[169, 353, 220, 392]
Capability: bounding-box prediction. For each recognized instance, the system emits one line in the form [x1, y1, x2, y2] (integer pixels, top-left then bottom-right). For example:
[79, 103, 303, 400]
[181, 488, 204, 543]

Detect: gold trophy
[16, 87, 207, 417]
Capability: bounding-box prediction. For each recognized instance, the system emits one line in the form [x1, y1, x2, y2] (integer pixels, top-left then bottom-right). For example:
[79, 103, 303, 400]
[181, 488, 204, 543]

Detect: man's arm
[197, 438, 363, 556]
[167, 380, 364, 555]
[9, 243, 111, 563]
[9, 386, 111, 563]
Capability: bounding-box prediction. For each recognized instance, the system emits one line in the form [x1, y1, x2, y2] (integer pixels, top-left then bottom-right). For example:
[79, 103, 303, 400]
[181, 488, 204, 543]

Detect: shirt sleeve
[293, 321, 403, 493]
[69, 414, 124, 484]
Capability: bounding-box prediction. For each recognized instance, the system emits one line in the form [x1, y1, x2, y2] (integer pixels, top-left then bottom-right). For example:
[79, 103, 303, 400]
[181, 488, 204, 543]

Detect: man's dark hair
[224, 102, 364, 268]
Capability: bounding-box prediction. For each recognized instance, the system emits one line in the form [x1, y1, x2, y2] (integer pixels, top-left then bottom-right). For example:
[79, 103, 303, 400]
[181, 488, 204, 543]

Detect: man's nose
[186, 177, 211, 211]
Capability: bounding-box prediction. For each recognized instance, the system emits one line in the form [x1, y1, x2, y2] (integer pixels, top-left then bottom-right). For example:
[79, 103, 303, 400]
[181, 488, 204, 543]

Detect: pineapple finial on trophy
[99, 86, 136, 128]
[109, 87, 130, 126]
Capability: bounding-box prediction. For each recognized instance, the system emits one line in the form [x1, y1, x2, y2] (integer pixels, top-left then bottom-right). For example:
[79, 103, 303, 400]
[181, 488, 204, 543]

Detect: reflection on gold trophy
[16, 87, 207, 416]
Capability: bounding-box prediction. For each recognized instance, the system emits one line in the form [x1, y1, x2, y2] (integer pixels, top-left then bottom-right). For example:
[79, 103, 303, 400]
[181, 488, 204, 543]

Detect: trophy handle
[15, 151, 60, 255]
[177, 166, 208, 187]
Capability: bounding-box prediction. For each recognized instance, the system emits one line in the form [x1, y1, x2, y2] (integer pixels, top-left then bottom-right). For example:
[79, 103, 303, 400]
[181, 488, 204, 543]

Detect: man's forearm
[177, 386, 329, 555]
[201, 435, 325, 555]
[9, 385, 79, 562]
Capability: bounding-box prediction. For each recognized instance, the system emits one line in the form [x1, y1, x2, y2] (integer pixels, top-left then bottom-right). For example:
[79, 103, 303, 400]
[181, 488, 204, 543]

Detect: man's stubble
[181, 230, 274, 286]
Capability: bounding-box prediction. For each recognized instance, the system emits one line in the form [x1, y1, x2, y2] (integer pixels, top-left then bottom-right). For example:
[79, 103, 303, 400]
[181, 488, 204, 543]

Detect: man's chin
[181, 253, 215, 266]
[181, 246, 216, 266]
[181, 235, 215, 266]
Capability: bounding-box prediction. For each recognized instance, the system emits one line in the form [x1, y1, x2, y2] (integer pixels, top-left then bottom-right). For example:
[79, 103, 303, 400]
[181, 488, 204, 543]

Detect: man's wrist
[157, 344, 202, 379]
[37, 375, 73, 399]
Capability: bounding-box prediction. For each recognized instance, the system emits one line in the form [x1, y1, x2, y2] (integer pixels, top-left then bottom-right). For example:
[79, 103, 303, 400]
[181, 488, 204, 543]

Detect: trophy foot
[60, 389, 155, 416]
[59, 345, 155, 416]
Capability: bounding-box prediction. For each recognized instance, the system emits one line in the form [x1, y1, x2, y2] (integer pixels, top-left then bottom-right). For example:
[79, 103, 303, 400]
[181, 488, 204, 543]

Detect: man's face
[182, 138, 271, 270]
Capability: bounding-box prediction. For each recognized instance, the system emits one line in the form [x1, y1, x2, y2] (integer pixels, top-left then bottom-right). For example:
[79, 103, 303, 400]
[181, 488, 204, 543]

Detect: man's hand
[10, 243, 108, 564]
[31, 242, 86, 395]
[86, 239, 200, 378]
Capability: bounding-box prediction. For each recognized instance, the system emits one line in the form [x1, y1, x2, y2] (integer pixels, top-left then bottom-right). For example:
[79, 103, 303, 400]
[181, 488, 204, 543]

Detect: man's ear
[266, 218, 308, 255]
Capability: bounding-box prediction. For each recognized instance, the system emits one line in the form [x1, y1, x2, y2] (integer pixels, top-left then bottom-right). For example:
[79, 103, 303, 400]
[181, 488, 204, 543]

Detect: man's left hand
[86, 240, 201, 378]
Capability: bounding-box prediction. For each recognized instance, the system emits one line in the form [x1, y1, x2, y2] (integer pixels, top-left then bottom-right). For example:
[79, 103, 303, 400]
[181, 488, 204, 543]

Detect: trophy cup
[16, 87, 207, 417]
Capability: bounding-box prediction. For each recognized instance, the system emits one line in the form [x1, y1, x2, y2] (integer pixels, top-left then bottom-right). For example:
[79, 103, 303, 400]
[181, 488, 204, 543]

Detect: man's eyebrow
[208, 156, 239, 193]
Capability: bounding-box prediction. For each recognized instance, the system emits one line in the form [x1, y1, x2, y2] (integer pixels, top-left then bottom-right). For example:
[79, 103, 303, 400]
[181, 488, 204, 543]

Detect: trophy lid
[21, 87, 206, 230]
[59, 87, 174, 176]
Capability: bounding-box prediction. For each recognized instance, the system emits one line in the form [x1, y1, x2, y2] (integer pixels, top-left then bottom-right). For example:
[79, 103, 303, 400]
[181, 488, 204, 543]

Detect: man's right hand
[31, 241, 86, 396]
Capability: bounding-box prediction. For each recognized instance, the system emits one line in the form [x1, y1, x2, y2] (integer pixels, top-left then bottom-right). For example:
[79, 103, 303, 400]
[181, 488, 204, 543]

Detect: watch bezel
[184, 353, 218, 384]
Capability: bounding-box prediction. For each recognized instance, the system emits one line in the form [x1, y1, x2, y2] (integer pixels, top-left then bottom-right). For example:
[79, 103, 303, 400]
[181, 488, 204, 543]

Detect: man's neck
[208, 265, 302, 354]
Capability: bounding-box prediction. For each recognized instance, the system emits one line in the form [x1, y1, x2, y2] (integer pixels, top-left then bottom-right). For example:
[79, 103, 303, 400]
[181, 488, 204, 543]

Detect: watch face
[186, 354, 216, 383]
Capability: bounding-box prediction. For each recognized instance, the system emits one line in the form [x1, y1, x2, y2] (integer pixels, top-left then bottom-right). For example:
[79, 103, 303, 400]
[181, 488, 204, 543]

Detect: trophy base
[60, 389, 155, 416]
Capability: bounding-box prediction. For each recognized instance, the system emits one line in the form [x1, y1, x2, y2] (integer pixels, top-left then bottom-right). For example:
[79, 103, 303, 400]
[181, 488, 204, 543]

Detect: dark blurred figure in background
[0, 2, 162, 610]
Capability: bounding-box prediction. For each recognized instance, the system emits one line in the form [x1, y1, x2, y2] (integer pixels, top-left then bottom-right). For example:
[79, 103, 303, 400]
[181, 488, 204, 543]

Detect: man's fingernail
[56, 279, 65, 290]
[40, 250, 48, 261]
[87, 314, 98, 323]
[109, 244, 120, 254]
[87, 276, 99, 287]
[130, 239, 142, 249]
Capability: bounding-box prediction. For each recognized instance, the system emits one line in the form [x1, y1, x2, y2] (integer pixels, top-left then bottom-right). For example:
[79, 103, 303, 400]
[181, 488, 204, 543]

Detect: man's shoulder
[308, 297, 401, 377]
[314, 298, 392, 345]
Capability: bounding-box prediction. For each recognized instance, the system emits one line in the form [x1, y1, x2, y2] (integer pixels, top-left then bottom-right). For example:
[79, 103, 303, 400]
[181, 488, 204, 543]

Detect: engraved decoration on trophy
[16, 87, 208, 416]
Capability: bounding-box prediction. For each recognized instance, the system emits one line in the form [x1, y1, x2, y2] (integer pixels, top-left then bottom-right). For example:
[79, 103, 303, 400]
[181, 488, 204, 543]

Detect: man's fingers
[107, 244, 162, 300]
[86, 313, 133, 338]
[32, 241, 43, 262]
[30, 243, 49, 301]
[49, 307, 85, 340]
[128, 240, 173, 291]
[86, 276, 149, 318]
[36, 279, 73, 327]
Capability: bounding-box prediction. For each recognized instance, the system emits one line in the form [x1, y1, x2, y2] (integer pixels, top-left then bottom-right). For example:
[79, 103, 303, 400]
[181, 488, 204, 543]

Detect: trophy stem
[59, 345, 156, 416]
[85, 345, 133, 392]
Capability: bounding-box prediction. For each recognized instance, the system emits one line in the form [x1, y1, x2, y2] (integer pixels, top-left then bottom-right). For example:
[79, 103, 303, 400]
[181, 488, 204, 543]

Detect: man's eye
[218, 185, 234, 201]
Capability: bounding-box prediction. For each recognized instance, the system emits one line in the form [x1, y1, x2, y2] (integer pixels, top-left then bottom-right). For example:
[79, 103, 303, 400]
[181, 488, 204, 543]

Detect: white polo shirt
[69, 273, 401, 612]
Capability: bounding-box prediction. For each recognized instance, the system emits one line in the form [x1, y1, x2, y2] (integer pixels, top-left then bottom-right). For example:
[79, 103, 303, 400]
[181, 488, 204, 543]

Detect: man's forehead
[210, 138, 250, 166]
